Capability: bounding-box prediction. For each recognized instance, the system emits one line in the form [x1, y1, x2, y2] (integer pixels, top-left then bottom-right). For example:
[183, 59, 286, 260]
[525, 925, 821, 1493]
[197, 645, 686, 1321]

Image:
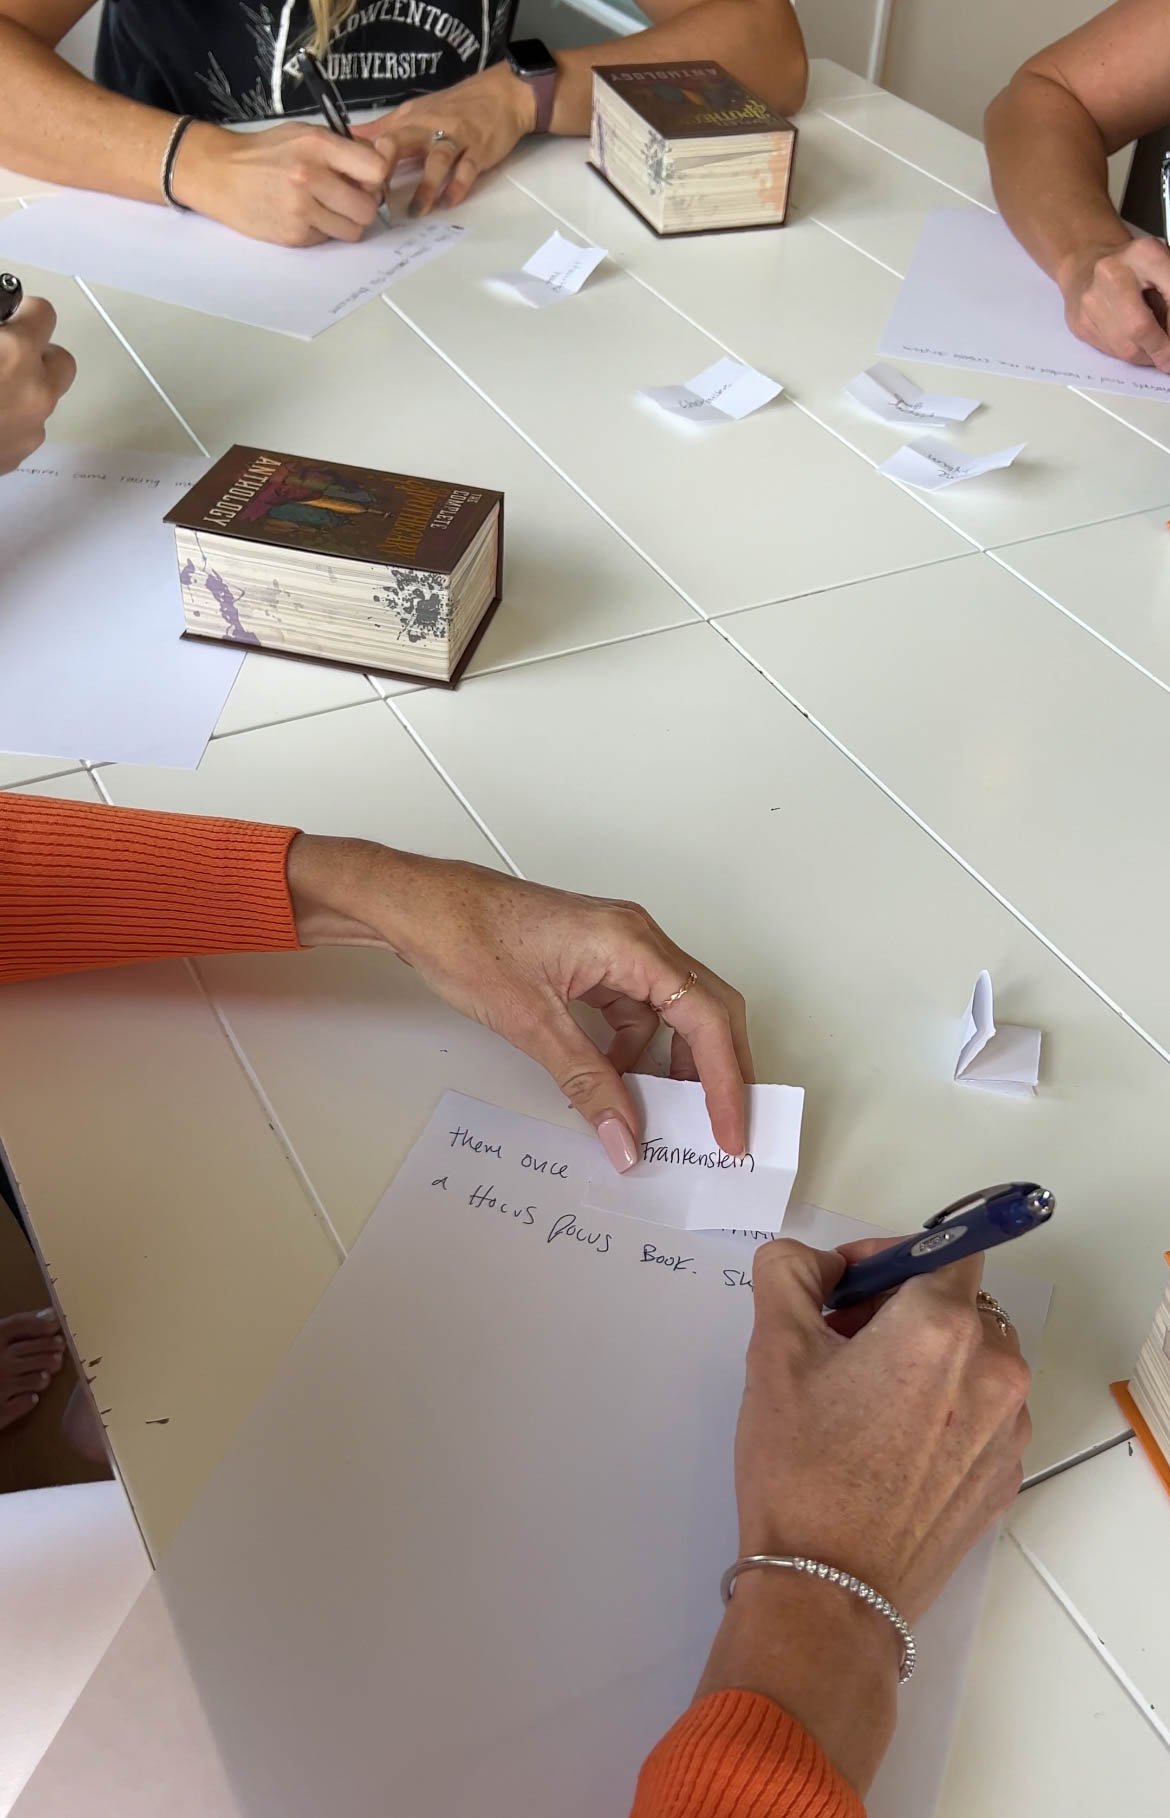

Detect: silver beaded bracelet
[720, 1554, 917, 1685]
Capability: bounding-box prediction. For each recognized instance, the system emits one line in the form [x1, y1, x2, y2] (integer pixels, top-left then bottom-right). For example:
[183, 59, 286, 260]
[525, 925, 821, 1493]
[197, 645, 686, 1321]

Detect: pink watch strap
[529, 65, 556, 134]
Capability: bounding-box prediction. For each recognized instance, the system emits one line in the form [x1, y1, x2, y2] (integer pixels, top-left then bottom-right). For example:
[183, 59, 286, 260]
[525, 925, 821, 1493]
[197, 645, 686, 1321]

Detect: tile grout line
[383, 695, 528, 878]
[378, 295, 710, 622]
[1006, 1529, 1170, 1749]
[183, 957, 349, 1264]
[499, 168, 985, 557]
[811, 105, 994, 210]
[71, 281, 210, 458]
[988, 548, 1170, 703]
[709, 615, 1170, 1068]
[85, 768, 348, 1261]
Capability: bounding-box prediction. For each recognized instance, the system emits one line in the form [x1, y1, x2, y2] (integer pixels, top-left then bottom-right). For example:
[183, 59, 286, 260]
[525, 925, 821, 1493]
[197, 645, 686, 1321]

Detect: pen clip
[920, 1184, 1012, 1231]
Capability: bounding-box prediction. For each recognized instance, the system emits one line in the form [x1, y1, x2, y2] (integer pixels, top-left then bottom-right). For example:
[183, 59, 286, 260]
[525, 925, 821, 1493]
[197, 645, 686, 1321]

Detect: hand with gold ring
[354, 60, 540, 218]
[287, 840, 753, 1174]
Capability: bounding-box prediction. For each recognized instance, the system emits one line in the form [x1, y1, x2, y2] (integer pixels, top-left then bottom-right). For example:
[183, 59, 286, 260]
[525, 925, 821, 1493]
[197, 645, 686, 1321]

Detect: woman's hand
[173, 120, 392, 246]
[0, 296, 76, 476]
[285, 837, 752, 1167]
[1060, 234, 1170, 371]
[698, 1238, 1032, 1790]
[355, 61, 536, 217]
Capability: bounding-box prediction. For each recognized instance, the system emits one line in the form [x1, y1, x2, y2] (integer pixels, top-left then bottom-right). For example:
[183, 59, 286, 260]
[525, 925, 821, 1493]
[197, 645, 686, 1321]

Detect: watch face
[508, 37, 557, 78]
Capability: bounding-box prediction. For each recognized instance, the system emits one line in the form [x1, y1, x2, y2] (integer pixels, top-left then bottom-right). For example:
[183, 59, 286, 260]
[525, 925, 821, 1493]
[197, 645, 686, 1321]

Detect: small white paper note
[954, 971, 1041, 1097]
[582, 1075, 803, 1233]
[0, 195, 462, 339]
[497, 231, 607, 307]
[879, 435, 1025, 491]
[845, 362, 980, 427]
[641, 356, 783, 423]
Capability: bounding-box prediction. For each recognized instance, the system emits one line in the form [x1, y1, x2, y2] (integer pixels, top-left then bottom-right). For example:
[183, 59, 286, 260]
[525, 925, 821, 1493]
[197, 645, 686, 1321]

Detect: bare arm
[0, 0, 394, 245]
[0, 2, 180, 199]
[986, 0, 1170, 368]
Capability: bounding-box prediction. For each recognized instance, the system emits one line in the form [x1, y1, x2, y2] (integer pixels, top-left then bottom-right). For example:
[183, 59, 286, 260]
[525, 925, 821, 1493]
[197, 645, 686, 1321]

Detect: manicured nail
[29, 1393, 38, 1406]
[598, 1116, 638, 1173]
[38, 1373, 48, 1386]
[37, 1308, 58, 1322]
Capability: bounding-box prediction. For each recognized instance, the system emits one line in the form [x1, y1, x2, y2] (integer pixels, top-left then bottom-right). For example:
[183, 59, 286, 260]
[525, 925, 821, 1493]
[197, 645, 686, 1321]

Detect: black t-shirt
[95, 0, 516, 123]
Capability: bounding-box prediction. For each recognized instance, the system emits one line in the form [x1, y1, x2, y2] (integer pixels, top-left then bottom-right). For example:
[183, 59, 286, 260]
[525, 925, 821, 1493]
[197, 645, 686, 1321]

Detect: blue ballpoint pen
[824, 1182, 1055, 1312]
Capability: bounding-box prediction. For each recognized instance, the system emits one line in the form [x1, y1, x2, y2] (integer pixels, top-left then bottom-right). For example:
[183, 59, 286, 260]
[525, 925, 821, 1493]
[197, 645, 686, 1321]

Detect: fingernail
[29, 1393, 39, 1406]
[37, 1308, 58, 1322]
[38, 1373, 48, 1386]
[598, 1116, 638, 1173]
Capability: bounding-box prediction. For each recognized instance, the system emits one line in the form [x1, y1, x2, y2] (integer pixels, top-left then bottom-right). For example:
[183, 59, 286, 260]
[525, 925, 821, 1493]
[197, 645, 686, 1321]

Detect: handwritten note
[845, 362, 980, 427]
[955, 971, 1042, 1096]
[879, 435, 1024, 490]
[641, 357, 783, 423]
[880, 208, 1170, 403]
[12, 1089, 1050, 1818]
[0, 194, 463, 339]
[581, 1076, 803, 1231]
[0, 446, 242, 767]
[495, 231, 607, 307]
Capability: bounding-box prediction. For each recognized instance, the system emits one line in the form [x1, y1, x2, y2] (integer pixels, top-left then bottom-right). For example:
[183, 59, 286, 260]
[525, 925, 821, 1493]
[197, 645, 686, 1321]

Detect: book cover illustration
[599, 63, 793, 139]
[166, 447, 497, 573]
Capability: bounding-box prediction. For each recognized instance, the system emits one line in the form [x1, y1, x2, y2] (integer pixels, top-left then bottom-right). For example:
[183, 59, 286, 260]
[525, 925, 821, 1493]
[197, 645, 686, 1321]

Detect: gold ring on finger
[976, 1289, 1014, 1339]
[652, 969, 698, 1016]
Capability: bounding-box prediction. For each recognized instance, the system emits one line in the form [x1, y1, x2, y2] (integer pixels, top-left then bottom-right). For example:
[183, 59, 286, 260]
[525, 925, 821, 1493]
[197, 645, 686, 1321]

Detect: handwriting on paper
[845, 362, 980, 428]
[879, 435, 1024, 491]
[495, 231, 607, 308]
[641, 356, 783, 424]
[582, 1076, 803, 1233]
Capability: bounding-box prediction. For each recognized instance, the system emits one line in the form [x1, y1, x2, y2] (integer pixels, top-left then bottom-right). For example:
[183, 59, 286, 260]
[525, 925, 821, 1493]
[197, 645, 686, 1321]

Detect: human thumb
[523, 1005, 642, 1173]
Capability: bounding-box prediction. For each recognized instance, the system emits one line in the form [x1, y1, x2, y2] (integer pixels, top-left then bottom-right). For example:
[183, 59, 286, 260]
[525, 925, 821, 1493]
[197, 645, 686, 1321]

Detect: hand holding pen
[0, 281, 77, 478]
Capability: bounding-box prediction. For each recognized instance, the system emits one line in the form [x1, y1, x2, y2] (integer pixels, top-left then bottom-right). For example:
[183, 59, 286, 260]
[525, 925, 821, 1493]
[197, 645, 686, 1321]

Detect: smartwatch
[506, 38, 558, 135]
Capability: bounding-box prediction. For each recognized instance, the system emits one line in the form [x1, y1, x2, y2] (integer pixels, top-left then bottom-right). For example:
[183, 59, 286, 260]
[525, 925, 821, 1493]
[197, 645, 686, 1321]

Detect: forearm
[0, 19, 184, 201]
[0, 793, 300, 982]
[695, 1570, 897, 1794]
[549, 0, 807, 136]
[986, 71, 1129, 289]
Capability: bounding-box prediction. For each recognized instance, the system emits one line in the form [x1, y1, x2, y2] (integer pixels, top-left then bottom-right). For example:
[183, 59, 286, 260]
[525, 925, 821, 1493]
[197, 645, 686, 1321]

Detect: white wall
[882, 0, 1104, 137]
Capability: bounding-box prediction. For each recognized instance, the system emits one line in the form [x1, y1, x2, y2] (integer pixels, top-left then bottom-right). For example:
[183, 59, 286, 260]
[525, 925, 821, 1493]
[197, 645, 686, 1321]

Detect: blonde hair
[307, 1, 359, 56]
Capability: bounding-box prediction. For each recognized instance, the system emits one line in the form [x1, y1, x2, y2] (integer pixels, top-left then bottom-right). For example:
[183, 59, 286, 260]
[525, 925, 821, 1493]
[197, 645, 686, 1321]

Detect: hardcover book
[165, 446, 504, 686]
[589, 62, 796, 236]
[1112, 1253, 1170, 1497]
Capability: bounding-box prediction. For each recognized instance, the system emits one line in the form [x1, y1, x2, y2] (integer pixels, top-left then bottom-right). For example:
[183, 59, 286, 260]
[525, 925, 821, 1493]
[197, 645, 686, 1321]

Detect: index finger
[4, 296, 56, 355]
[318, 131, 392, 193]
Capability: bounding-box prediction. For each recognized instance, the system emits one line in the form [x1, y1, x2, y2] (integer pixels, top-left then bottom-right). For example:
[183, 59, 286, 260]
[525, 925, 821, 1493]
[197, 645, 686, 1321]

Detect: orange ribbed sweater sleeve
[632, 1692, 865, 1818]
[0, 793, 302, 983]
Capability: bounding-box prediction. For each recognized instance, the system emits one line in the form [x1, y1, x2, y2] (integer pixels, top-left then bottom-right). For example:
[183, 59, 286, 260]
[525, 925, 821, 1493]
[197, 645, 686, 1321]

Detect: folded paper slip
[166, 446, 504, 687]
[590, 62, 796, 236]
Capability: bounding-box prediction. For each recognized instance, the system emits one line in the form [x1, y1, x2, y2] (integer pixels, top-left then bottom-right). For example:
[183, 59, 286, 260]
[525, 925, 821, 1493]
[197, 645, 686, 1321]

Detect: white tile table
[1, 60, 1168, 1809]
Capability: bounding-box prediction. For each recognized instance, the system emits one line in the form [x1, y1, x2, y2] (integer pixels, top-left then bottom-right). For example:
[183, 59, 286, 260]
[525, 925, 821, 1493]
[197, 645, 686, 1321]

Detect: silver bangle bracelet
[720, 1554, 917, 1685]
[161, 114, 195, 212]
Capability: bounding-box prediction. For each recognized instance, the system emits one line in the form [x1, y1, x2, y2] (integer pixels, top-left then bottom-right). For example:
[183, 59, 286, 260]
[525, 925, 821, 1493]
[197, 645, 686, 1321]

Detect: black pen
[285, 48, 392, 227]
[0, 272, 23, 325]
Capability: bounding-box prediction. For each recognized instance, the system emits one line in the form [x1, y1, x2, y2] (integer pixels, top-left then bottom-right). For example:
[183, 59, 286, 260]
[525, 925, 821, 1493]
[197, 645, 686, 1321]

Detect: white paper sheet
[0, 194, 462, 338]
[879, 435, 1024, 490]
[495, 230, 606, 307]
[581, 1075, 802, 1231]
[954, 971, 1042, 1097]
[880, 208, 1170, 403]
[0, 446, 243, 768]
[845, 362, 980, 427]
[642, 356, 783, 423]
[12, 1090, 1051, 1818]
